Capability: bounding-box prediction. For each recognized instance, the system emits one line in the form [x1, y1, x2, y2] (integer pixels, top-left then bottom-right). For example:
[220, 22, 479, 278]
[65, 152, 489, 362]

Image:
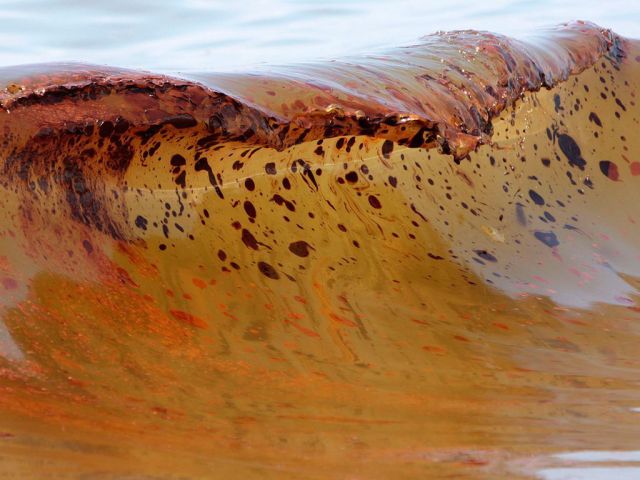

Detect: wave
[0, 21, 639, 479]
[0, 21, 624, 159]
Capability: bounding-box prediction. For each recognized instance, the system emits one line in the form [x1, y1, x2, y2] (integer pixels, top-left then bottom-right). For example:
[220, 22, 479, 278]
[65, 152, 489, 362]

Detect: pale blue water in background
[0, 0, 638, 73]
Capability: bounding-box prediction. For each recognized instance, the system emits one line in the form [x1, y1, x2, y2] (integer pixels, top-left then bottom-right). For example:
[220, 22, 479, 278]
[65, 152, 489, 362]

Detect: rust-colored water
[0, 22, 639, 479]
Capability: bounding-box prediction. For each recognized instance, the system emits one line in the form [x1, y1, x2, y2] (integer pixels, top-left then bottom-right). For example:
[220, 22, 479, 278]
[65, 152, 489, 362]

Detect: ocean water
[0, 0, 637, 72]
[1, 3, 640, 480]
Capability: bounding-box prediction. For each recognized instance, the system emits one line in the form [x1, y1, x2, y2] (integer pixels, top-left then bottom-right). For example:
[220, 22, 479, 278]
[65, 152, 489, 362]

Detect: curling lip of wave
[0, 20, 626, 160]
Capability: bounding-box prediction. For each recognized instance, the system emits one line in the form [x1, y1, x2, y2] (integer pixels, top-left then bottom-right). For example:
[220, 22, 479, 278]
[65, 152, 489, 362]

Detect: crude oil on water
[0, 2, 639, 480]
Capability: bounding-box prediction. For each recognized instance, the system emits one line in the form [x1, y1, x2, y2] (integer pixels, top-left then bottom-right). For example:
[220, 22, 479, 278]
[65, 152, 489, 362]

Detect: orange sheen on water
[0, 21, 639, 479]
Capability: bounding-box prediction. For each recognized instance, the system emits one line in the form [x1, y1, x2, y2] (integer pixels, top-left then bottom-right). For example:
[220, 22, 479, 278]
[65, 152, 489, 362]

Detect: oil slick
[0, 21, 639, 479]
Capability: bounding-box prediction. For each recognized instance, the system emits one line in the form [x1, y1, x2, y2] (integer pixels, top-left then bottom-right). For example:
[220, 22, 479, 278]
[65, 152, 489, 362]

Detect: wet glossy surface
[0, 22, 639, 479]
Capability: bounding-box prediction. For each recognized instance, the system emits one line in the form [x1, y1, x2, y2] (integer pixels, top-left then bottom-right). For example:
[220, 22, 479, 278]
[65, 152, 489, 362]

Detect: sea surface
[0, 0, 637, 72]
[0, 2, 640, 480]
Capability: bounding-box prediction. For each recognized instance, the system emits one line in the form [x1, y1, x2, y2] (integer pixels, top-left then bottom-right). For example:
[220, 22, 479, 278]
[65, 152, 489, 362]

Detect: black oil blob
[368, 195, 382, 209]
[345, 171, 358, 183]
[175, 170, 186, 188]
[534, 231, 559, 248]
[289, 241, 312, 257]
[599, 160, 619, 181]
[553, 94, 562, 112]
[170, 154, 186, 167]
[258, 261, 280, 279]
[272, 194, 295, 212]
[135, 215, 148, 230]
[194, 157, 224, 199]
[98, 121, 114, 138]
[557, 134, 586, 170]
[243, 200, 257, 218]
[407, 128, 427, 148]
[292, 159, 319, 191]
[528, 189, 545, 206]
[474, 250, 497, 262]
[381, 140, 394, 159]
[588, 112, 602, 127]
[241, 229, 259, 250]
[265, 162, 277, 175]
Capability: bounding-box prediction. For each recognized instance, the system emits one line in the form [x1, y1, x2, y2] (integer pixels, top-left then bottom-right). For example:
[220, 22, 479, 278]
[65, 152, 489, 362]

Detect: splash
[0, 21, 639, 479]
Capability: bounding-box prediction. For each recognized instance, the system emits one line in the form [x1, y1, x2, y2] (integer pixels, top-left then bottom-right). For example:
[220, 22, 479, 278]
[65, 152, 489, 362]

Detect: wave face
[0, 21, 639, 479]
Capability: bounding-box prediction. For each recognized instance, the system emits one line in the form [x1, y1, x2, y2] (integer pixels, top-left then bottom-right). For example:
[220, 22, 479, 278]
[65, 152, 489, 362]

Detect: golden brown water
[0, 22, 639, 479]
